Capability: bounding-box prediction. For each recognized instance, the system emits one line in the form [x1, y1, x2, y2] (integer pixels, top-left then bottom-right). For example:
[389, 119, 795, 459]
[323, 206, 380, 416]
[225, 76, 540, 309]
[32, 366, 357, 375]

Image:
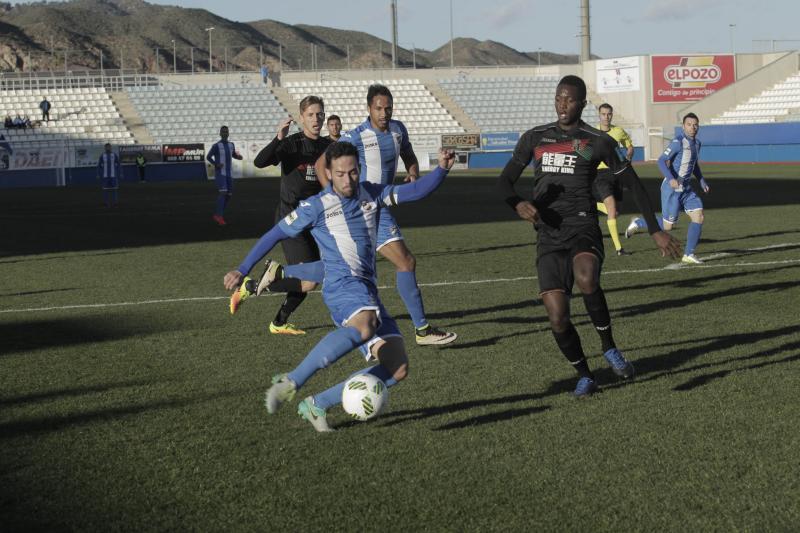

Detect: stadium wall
[679, 122, 800, 163]
[0, 163, 207, 188]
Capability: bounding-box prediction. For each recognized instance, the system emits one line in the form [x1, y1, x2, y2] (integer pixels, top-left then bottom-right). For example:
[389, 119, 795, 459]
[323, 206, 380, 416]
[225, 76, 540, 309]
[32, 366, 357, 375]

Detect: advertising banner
[596, 56, 641, 93]
[163, 143, 205, 162]
[651, 54, 735, 102]
[73, 145, 106, 167]
[480, 132, 520, 151]
[441, 133, 480, 151]
[119, 144, 162, 164]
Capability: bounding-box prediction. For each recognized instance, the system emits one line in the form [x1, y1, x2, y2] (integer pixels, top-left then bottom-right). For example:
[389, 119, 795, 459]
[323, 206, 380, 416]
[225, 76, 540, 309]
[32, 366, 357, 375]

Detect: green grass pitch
[1, 163, 799, 531]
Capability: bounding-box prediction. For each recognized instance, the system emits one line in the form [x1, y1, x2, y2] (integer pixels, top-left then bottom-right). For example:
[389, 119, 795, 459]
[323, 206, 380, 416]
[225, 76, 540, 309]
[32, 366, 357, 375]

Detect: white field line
[2, 256, 799, 315]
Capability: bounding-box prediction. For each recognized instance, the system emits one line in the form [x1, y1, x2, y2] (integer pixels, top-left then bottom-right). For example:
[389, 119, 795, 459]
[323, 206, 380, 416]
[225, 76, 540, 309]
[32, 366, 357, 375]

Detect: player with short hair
[625, 113, 710, 264]
[224, 143, 456, 432]
[207, 125, 243, 226]
[595, 103, 634, 256]
[97, 143, 121, 208]
[497, 75, 681, 397]
[229, 95, 331, 335]
[326, 114, 342, 141]
[308, 83, 456, 345]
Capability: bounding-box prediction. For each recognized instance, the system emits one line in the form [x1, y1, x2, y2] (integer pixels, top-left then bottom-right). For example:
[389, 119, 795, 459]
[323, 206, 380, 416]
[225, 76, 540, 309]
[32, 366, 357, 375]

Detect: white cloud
[483, 0, 530, 29]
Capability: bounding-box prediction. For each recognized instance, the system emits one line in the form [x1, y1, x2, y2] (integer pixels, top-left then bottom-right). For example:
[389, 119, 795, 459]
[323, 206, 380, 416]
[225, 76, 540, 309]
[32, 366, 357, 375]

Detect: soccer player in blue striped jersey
[224, 143, 456, 432]
[207, 125, 243, 226]
[305, 84, 456, 345]
[97, 143, 121, 208]
[626, 113, 710, 263]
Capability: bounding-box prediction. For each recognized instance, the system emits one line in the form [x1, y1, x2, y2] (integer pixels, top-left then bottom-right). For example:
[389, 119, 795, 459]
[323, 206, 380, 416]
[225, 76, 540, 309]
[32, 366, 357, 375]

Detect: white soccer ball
[341, 373, 389, 421]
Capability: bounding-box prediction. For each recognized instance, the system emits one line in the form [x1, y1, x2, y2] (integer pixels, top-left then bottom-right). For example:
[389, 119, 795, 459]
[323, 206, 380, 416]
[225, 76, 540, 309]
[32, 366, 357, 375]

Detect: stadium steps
[269, 86, 297, 120]
[110, 91, 153, 144]
[425, 80, 480, 133]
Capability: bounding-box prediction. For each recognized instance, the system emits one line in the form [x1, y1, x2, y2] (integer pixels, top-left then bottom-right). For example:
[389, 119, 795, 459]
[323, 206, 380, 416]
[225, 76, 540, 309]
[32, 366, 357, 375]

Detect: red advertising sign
[651, 54, 736, 102]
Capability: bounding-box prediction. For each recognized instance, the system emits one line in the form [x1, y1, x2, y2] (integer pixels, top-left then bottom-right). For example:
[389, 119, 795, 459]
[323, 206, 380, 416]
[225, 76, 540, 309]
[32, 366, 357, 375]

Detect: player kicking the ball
[224, 144, 456, 432]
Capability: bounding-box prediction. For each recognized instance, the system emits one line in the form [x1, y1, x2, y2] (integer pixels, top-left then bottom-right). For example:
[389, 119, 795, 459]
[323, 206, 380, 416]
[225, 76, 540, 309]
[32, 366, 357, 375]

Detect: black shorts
[592, 169, 623, 203]
[274, 205, 320, 265]
[536, 226, 604, 296]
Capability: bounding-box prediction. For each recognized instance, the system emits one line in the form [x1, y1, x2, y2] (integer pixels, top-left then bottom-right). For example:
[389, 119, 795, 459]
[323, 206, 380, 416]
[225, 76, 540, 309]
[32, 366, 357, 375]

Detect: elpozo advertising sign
[651, 54, 735, 103]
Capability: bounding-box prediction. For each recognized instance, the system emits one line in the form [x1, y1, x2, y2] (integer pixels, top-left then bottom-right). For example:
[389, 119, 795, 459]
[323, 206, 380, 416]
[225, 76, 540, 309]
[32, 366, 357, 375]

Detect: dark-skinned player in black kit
[497, 75, 681, 397]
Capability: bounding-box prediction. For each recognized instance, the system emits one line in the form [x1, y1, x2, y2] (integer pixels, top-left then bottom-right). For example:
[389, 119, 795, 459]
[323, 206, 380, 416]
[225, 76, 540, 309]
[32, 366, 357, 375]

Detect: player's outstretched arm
[391, 149, 454, 204]
[224, 225, 291, 291]
[253, 137, 282, 168]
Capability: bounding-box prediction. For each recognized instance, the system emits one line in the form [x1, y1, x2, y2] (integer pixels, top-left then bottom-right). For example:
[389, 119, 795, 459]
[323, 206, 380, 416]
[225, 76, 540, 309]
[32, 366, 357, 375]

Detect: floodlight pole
[205, 27, 215, 73]
[449, 0, 454, 68]
[729, 24, 737, 55]
[172, 39, 177, 73]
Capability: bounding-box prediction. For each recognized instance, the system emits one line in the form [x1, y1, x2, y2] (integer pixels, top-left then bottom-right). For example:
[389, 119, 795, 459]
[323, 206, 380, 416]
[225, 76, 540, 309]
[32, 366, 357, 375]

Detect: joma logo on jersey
[363, 141, 379, 150]
[326, 208, 343, 219]
[540, 152, 577, 174]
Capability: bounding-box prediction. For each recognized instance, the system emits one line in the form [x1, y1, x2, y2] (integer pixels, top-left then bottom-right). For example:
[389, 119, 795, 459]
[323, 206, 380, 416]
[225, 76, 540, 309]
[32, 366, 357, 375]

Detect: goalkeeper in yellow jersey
[594, 103, 635, 256]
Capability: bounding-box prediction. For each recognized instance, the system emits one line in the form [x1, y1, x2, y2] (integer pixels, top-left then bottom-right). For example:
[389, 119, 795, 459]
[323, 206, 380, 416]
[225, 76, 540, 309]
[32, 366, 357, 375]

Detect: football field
[2, 163, 799, 531]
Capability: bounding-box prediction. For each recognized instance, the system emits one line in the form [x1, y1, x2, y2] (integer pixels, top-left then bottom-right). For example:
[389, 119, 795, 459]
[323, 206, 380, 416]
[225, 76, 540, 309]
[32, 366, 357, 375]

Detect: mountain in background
[0, 0, 584, 73]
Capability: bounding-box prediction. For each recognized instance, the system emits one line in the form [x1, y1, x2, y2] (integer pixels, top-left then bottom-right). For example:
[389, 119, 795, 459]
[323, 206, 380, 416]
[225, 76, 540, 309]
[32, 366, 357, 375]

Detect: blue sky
[9, 0, 799, 57]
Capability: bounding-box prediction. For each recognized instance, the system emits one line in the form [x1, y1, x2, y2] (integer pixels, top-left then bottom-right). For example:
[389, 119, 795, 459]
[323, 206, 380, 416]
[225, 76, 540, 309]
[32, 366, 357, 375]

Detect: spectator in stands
[207, 125, 243, 225]
[21, 114, 32, 128]
[98, 143, 121, 208]
[39, 97, 51, 122]
[260, 65, 269, 85]
[136, 152, 147, 182]
[3, 114, 12, 129]
[326, 114, 342, 141]
[13, 114, 25, 128]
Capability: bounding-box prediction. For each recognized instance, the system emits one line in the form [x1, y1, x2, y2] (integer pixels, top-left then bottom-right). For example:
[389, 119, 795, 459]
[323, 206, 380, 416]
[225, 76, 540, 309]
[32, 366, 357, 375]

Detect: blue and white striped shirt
[97, 151, 121, 178]
[207, 140, 236, 179]
[338, 118, 412, 185]
[658, 133, 703, 186]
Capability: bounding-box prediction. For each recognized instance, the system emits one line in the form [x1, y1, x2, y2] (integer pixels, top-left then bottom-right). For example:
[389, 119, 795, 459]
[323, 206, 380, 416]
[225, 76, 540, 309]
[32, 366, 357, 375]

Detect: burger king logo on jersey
[651, 54, 735, 102]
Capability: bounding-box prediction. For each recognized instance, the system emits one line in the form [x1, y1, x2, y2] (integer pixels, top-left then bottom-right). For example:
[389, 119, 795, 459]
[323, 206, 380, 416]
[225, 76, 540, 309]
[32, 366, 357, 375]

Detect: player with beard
[497, 75, 681, 397]
[229, 95, 331, 335]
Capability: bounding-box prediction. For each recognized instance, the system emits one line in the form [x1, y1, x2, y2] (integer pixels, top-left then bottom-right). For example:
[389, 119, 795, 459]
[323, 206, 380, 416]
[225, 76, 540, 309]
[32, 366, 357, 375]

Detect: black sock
[552, 323, 593, 379]
[583, 287, 616, 353]
[273, 292, 307, 326]
[266, 277, 303, 293]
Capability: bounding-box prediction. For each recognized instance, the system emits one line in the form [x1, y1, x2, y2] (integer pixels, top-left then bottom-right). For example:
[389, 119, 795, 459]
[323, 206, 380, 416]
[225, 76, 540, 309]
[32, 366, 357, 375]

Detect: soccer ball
[341, 374, 389, 421]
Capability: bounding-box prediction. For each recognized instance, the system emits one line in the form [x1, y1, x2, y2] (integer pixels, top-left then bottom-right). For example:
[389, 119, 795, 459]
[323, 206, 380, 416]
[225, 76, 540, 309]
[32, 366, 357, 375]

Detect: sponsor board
[441, 133, 480, 151]
[74, 145, 107, 167]
[651, 54, 735, 102]
[119, 144, 162, 164]
[163, 143, 205, 162]
[480, 132, 520, 151]
[596, 56, 641, 93]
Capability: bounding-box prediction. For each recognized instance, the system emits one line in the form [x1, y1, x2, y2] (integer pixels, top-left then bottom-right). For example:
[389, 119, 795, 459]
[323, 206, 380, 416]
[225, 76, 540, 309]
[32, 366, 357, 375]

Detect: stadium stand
[126, 84, 289, 143]
[438, 76, 600, 132]
[711, 72, 800, 124]
[0, 87, 135, 145]
[284, 79, 464, 136]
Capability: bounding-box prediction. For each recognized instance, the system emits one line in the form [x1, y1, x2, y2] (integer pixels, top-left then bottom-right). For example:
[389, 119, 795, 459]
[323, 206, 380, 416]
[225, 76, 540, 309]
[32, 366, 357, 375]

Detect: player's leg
[265, 280, 379, 414]
[682, 191, 705, 263]
[594, 171, 627, 255]
[270, 231, 320, 335]
[299, 310, 406, 432]
[538, 249, 596, 397]
[213, 175, 228, 225]
[572, 237, 634, 379]
[377, 211, 456, 346]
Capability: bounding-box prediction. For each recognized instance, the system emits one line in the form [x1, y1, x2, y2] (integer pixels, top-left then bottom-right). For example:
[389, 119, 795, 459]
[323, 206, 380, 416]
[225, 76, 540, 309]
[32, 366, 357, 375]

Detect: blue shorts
[377, 207, 404, 249]
[101, 177, 118, 190]
[660, 180, 703, 224]
[323, 276, 401, 360]
[215, 174, 233, 193]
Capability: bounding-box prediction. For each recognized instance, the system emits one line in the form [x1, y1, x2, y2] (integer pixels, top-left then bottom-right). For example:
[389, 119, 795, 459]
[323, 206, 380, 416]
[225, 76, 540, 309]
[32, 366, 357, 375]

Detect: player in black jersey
[497, 75, 681, 397]
[229, 95, 332, 335]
